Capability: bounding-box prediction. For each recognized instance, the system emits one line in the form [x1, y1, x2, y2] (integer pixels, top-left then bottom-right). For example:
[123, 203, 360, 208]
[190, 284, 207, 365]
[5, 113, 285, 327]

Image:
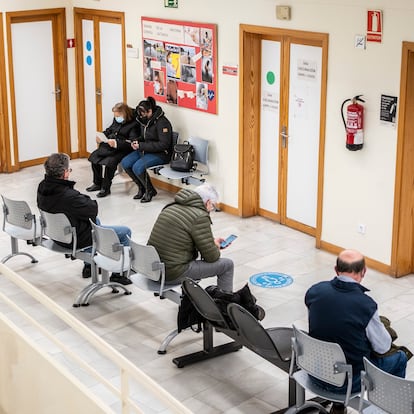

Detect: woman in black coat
[86, 103, 139, 197]
[121, 96, 173, 203]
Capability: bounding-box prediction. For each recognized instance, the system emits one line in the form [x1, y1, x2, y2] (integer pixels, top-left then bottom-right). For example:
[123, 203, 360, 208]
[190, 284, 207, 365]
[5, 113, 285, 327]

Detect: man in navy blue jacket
[305, 249, 407, 414]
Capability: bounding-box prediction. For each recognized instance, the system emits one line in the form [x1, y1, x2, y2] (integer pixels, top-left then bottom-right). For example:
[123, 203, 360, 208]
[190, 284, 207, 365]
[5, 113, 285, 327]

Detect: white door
[286, 44, 322, 228]
[11, 21, 58, 162]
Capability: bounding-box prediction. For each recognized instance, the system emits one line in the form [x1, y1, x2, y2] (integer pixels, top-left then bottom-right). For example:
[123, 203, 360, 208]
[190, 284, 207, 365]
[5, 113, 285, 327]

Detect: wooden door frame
[0, 12, 11, 172]
[239, 24, 328, 245]
[74, 8, 126, 158]
[391, 41, 414, 277]
[6, 8, 70, 169]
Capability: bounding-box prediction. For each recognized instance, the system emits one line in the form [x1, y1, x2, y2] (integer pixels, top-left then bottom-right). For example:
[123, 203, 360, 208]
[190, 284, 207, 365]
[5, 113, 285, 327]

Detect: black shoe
[133, 188, 145, 200]
[82, 263, 91, 278]
[330, 403, 346, 414]
[97, 189, 111, 198]
[141, 188, 157, 203]
[86, 184, 101, 192]
[110, 273, 133, 285]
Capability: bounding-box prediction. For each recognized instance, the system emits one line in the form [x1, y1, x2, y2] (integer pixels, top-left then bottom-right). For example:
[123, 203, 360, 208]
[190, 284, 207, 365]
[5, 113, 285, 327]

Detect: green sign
[164, 0, 178, 7]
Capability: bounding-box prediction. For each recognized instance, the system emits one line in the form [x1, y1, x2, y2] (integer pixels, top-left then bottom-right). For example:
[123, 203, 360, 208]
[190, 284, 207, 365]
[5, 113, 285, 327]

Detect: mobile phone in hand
[220, 234, 237, 249]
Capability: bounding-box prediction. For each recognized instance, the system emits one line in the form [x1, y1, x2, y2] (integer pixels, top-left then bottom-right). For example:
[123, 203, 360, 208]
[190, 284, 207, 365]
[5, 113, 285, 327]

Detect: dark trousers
[91, 163, 116, 191]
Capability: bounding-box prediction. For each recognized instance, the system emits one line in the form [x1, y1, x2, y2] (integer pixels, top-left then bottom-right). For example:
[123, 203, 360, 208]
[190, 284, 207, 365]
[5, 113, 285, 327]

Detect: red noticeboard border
[142, 17, 218, 114]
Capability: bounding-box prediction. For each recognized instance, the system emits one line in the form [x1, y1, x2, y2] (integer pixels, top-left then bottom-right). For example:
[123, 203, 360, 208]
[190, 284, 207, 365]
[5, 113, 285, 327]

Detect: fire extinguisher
[341, 95, 365, 151]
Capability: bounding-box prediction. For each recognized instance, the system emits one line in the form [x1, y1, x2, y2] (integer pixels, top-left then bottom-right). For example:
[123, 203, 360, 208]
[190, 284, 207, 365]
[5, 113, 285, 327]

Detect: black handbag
[170, 141, 195, 172]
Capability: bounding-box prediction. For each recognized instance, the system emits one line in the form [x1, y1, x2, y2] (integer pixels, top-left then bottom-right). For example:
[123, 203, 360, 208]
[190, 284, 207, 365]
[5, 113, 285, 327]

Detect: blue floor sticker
[249, 272, 293, 288]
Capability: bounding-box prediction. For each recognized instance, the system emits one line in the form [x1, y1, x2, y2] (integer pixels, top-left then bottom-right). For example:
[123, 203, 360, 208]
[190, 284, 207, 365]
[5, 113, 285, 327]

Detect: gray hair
[193, 183, 219, 204]
[44, 153, 70, 178]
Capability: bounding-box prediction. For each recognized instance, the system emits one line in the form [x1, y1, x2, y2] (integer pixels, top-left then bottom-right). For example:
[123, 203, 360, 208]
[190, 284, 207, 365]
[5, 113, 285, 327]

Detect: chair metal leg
[73, 266, 132, 308]
[158, 329, 179, 354]
[1, 237, 38, 264]
[172, 322, 242, 368]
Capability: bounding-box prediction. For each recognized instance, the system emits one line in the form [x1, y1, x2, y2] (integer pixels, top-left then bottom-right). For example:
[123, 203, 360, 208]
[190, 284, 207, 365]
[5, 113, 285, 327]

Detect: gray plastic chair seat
[128, 238, 182, 354]
[285, 325, 361, 414]
[1, 195, 40, 264]
[71, 221, 132, 307]
[359, 356, 414, 413]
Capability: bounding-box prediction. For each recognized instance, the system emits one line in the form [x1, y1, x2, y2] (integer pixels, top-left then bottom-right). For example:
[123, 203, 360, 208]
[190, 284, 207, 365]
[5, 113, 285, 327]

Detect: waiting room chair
[285, 325, 360, 414]
[39, 209, 99, 305]
[227, 303, 295, 407]
[171, 278, 242, 368]
[1, 195, 41, 264]
[71, 221, 132, 307]
[359, 356, 414, 413]
[159, 136, 209, 185]
[128, 238, 182, 354]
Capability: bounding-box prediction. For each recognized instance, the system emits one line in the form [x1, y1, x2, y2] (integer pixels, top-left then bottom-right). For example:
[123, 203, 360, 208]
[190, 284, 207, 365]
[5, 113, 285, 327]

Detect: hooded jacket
[136, 105, 173, 163]
[148, 188, 220, 281]
[37, 176, 98, 248]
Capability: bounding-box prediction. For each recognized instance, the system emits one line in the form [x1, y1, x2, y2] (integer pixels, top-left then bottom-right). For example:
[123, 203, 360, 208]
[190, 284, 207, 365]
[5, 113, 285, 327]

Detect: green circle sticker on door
[266, 71, 276, 85]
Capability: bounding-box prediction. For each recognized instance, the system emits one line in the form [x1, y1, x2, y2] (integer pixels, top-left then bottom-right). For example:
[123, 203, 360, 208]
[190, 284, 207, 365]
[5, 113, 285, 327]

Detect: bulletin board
[141, 17, 217, 114]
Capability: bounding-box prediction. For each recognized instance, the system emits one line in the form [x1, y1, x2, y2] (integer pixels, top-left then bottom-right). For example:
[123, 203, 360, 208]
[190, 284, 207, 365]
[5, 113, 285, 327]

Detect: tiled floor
[1, 159, 414, 413]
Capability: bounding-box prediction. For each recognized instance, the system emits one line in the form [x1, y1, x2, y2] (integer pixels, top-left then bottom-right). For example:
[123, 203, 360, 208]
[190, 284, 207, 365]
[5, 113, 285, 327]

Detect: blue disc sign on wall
[249, 272, 293, 288]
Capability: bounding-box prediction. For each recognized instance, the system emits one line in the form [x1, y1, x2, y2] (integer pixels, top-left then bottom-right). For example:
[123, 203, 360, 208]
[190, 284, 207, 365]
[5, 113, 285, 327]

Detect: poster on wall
[141, 17, 217, 114]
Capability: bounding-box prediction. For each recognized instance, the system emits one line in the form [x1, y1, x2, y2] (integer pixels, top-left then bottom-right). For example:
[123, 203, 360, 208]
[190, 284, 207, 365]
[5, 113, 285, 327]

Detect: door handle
[96, 88, 102, 104]
[52, 86, 61, 101]
[280, 126, 289, 148]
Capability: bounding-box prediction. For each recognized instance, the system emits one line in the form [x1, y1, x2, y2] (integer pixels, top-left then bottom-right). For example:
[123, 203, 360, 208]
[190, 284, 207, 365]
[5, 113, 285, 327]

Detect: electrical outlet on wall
[358, 224, 366, 234]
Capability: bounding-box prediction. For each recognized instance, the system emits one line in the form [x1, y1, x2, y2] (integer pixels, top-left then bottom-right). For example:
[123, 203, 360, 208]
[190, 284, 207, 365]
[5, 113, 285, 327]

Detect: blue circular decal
[86, 40, 92, 51]
[86, 55, 92, 66]
[249, 272, 293, 288]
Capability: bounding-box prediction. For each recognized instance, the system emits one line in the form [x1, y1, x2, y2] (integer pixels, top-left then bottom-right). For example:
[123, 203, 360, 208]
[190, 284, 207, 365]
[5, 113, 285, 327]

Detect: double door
[240, 26, 328, 239]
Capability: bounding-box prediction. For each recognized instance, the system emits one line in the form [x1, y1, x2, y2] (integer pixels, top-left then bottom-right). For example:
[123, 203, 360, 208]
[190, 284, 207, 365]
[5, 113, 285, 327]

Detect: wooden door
[74, 8, 126, 157]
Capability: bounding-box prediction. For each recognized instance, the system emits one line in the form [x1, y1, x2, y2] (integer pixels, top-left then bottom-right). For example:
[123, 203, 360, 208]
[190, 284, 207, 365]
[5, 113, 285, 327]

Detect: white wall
[2, 0, 414, 265]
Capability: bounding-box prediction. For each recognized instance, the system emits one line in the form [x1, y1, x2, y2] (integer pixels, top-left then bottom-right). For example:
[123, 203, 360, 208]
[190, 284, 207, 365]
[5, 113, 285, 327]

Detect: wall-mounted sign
[164, 0, 178, 8]
[367, 10, 382, 43]
[380, 94, 397, 125]
[142, 17, 217, 114]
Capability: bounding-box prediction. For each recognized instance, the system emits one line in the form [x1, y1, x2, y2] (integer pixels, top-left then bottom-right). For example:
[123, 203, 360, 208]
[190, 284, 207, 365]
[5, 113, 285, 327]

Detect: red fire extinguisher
[341, 95, 365, 151]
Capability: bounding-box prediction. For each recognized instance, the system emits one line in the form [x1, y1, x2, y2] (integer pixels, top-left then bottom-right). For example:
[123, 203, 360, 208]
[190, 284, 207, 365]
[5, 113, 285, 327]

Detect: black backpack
[170, 141, 195, 172]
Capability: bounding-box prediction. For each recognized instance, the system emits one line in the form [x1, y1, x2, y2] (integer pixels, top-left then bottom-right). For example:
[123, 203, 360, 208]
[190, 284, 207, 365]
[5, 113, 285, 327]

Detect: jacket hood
[136, 105, 164, 127]
[174, 188, 207, 210]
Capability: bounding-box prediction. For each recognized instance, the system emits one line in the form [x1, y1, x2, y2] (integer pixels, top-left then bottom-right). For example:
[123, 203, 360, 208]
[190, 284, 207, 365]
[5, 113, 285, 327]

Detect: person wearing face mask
[147, 184, 234, 291]
[86, 103, 139, 198]
[120, 96, 173, 203]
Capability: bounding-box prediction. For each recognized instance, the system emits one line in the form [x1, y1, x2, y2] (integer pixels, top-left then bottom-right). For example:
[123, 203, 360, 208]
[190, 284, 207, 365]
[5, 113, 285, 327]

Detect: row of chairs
[180, 279, 414, 413]
[3, 196, 412, 412]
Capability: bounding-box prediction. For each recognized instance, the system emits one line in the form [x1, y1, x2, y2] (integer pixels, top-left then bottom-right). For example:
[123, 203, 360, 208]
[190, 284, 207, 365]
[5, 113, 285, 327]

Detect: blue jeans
[121, 151, 165, 176]
[311, 351, 408, 394]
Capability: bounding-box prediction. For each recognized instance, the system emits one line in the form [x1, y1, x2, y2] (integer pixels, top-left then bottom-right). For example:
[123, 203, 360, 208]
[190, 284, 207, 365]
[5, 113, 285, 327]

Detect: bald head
[335, 249, 366, 281]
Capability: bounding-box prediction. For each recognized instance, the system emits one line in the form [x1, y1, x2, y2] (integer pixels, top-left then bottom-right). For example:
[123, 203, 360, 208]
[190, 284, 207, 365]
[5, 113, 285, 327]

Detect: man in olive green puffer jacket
[147, 184, 234, 292]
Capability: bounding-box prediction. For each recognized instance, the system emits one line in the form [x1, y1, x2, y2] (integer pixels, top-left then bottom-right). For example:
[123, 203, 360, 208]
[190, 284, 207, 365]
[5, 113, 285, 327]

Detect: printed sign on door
[367, 10, 382, 43]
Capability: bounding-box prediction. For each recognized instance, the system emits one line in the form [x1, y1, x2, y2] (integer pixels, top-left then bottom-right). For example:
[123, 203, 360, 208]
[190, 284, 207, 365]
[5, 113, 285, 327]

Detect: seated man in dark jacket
[147, 183, 234, 292]
[37, 153, 132, 284]
[305, 249, 407, 414]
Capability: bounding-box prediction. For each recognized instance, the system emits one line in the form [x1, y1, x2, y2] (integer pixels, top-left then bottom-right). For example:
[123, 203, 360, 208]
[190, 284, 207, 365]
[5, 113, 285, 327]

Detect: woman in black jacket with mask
[86, 102, 139, 197]
[121, 96, 173, 203]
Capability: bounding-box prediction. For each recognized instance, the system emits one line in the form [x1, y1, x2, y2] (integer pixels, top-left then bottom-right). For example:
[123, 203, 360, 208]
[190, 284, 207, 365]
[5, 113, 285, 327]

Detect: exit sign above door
[164, 0, 178, 8]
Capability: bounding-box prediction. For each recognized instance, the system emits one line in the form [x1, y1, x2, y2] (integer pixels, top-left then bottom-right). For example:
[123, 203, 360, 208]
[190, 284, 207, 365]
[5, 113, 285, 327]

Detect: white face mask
[115, 116, 124, 123]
